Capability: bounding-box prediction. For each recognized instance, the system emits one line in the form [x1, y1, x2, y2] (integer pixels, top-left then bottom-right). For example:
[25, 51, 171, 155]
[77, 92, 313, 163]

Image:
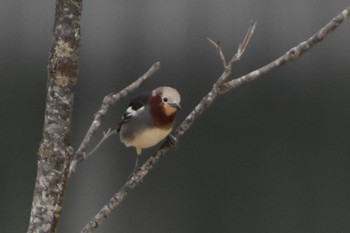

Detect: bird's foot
[166, 134, 178, 147]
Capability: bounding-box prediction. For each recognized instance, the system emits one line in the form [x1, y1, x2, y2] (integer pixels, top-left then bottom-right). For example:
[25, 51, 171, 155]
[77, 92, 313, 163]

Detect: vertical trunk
[27, 0, 82, 232]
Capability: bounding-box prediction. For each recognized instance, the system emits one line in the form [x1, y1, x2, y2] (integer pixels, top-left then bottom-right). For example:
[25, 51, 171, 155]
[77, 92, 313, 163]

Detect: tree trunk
[27, 0, 82, 232]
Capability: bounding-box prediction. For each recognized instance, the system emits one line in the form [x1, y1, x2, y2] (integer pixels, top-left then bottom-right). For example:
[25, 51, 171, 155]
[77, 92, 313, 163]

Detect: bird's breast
[121, 126, 172, 149]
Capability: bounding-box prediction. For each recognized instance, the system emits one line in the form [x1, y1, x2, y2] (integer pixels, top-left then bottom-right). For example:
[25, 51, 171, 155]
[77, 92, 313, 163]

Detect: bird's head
[149, 86, 181, 126]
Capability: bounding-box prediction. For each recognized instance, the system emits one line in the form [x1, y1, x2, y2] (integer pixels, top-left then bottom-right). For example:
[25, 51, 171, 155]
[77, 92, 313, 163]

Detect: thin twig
[219, 6, 350, 94]
[81, 6, 350, 232]
[207, 21, 256, 69]
[85, 128, 117, 158]
[233, 21, 257, 62]
[70, 62, 161, 173]
[212, 21, 257, 88]
[207, 38, 227, 67]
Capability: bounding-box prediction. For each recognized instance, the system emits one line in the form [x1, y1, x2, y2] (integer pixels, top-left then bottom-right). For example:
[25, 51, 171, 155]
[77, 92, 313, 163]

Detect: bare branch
[234, 21, 257, 62]
[70, 62, 160, 173]
[208, 21, 256, 71]
[219, 6, 350, 94]
[212, 21, 257, 88]
[85, 128, 117, 158]
[207, 37, 227, 67]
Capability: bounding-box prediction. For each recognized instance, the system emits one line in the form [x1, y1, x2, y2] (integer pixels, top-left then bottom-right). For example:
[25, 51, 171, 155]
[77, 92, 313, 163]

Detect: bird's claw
[166, 134, 178, 147]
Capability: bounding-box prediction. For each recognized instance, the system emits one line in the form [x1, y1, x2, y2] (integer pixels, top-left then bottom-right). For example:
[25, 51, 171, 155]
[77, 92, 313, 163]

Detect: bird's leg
[128, 155, 141, 179]
[133, 155, 140, 173]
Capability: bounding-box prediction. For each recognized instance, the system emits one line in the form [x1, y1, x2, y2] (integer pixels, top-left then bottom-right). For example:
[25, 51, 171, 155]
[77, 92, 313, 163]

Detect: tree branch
[27, 0, 82, 232]
[85, 128, 117, 158]
[81, 6, 350, 232]
[219, 6, 350, 94]
[70, 61, 160, 173]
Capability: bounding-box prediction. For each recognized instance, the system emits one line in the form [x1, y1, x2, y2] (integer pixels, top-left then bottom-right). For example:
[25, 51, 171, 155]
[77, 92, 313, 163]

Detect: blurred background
[1, 0, 350, 232]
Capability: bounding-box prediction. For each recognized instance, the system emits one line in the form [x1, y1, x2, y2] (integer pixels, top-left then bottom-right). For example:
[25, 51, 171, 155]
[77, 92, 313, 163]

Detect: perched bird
[117, 86, 181, 168]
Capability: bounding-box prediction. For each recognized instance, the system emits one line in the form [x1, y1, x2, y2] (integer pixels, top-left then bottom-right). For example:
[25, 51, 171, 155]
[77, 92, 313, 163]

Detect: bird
[117, 86, 181, 170]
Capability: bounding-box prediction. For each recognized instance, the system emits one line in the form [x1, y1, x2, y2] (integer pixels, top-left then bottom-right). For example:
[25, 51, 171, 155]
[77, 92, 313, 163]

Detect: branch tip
[207, 37, 218, 49]
[207, 37, 227, 66]
[237, 21, 257, 57]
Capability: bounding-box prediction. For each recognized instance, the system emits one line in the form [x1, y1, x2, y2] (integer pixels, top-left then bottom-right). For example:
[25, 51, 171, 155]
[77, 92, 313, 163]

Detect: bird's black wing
[117, 93, 148, 132]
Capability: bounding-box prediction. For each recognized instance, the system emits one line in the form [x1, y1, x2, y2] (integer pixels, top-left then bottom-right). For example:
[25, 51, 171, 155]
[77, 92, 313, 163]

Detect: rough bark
[27, 0, 82, 232]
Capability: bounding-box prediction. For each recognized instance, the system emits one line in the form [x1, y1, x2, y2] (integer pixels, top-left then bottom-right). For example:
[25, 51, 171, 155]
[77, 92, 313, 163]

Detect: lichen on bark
[27, 0, 82, 232]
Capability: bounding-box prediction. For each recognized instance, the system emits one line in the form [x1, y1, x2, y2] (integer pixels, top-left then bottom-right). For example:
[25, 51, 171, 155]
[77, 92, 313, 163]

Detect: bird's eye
[163, 97, 168, 102]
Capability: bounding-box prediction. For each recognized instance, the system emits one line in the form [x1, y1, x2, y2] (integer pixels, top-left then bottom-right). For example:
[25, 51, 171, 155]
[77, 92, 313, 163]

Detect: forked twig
[236, 21, 256, 59]
[219, 7, 350, 94]
[207, 21, 256, 68]
[85, 128, 117, 158]
[207, 38, 227, 67]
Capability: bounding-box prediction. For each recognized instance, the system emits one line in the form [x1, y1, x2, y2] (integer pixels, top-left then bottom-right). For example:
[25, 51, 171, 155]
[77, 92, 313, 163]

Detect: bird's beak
[169, 102, 181, 110]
